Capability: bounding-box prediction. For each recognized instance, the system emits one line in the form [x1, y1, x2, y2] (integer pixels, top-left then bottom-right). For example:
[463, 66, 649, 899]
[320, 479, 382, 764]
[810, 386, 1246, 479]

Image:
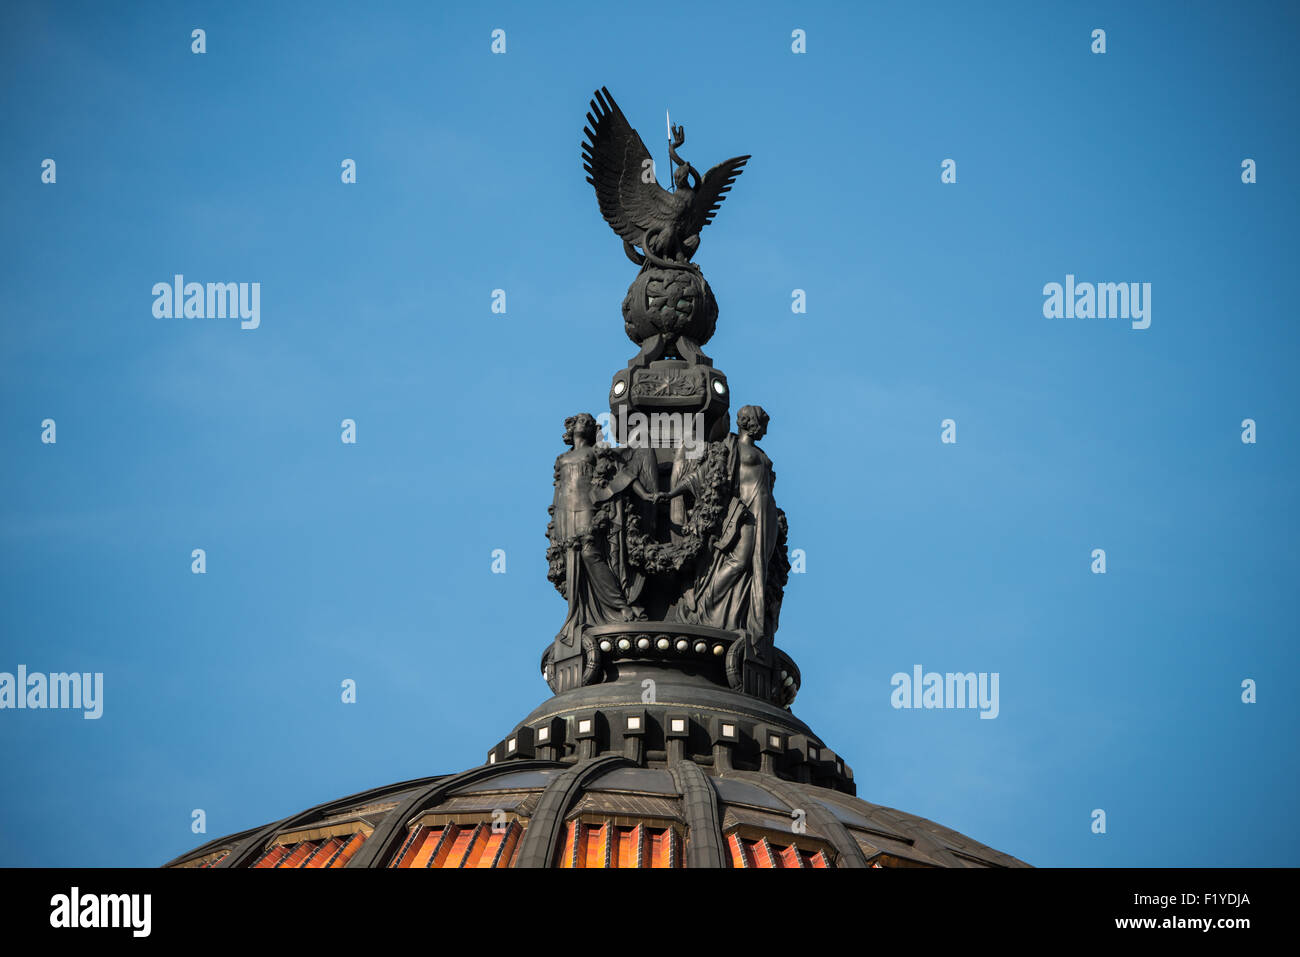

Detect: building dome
[167, 663, 1026, 869]
[166, 88, 1027, 871]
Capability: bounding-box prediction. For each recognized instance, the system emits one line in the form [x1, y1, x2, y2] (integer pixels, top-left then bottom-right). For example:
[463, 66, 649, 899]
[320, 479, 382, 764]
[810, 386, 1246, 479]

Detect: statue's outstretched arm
[628, 478, 657, 502]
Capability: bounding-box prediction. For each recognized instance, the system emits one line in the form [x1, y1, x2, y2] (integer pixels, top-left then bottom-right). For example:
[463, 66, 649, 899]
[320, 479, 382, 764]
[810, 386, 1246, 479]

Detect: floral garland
[546, 441, 731, 591]
[763, 508, 791, 636]
[624, 440, 731, 575]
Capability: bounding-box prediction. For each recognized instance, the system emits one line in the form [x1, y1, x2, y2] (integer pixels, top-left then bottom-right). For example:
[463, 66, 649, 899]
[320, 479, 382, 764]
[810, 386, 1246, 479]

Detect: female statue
[665, 405, 780, 643]
[547, 413, 656, 647]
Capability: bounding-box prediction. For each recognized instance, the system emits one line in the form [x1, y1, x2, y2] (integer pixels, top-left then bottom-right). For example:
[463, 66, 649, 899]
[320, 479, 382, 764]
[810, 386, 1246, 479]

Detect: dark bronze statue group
[546, 405, 787, 640]
[542, 89, 792, 707]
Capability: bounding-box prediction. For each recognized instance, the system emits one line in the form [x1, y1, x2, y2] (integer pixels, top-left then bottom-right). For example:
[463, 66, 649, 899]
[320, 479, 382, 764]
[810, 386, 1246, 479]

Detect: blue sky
[1, 0, 1296, 867]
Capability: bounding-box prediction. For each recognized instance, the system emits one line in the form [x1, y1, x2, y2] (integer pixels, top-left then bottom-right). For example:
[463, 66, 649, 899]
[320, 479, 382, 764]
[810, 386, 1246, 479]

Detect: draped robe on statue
[675, 434, 778, 643]
[594, 445, 658, 610]
[551, 450, 635, 647]
[551, 446, 655, 647]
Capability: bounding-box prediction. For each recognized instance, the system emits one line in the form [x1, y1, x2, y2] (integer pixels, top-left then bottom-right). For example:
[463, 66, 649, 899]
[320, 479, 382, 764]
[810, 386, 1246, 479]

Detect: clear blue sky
[1, 0, 1296, 867]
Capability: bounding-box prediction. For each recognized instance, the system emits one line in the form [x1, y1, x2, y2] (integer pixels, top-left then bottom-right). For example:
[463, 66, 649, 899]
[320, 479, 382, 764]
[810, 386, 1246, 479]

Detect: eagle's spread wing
[582, 88, 677, 247]
[689, 155, 750, 235]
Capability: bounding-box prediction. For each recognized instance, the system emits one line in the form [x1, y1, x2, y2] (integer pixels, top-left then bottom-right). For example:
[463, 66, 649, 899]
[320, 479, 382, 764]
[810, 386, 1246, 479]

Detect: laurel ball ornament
[622, 266, 718, 347]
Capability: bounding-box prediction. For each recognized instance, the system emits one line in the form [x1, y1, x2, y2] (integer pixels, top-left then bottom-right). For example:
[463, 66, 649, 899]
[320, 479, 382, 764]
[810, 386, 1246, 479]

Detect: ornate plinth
[543, 621, 801, 706]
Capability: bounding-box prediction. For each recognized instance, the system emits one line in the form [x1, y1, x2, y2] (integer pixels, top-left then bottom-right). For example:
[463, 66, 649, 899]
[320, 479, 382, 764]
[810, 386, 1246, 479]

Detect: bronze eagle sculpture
[582, 87, 749, 270]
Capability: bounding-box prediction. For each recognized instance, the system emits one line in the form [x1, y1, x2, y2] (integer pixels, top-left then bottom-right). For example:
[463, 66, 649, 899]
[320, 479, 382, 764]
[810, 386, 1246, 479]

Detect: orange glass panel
[405, 827, 434, 868]
[401, 827, 430, 868]
[460, 824, 491, 868]
[392, 826, 452, 869]
[649, 828, 677, 868]
[252, 845, 289, 869]
[279, 842, 317, 868]
[480, 822, 521, 868]
[304, 838, 343, 868]
[559, 821, 580, 868]
[477, 828, 506, 868]
[614, 825, 641, 868]
[390, 826, 425, 868]
[443, 823, 482, 868]
[726, 832, 749, 868]
[332, 831, 366, 868]
[415, 826, 453, 868]
[501, 823, 524, 867]
[778, 844, 804, 869]
[584, 823, 608, 869]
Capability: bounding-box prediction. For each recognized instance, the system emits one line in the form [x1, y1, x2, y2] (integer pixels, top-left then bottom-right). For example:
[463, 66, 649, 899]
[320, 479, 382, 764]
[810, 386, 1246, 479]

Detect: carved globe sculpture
[622, 266, 718, 349]
[167, 89, 1028, 871]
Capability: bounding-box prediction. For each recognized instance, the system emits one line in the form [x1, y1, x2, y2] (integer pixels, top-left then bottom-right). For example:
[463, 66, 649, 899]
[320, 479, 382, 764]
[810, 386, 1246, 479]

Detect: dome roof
[168, 665, 1027, 869]
[167, 761, 1025, 869]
